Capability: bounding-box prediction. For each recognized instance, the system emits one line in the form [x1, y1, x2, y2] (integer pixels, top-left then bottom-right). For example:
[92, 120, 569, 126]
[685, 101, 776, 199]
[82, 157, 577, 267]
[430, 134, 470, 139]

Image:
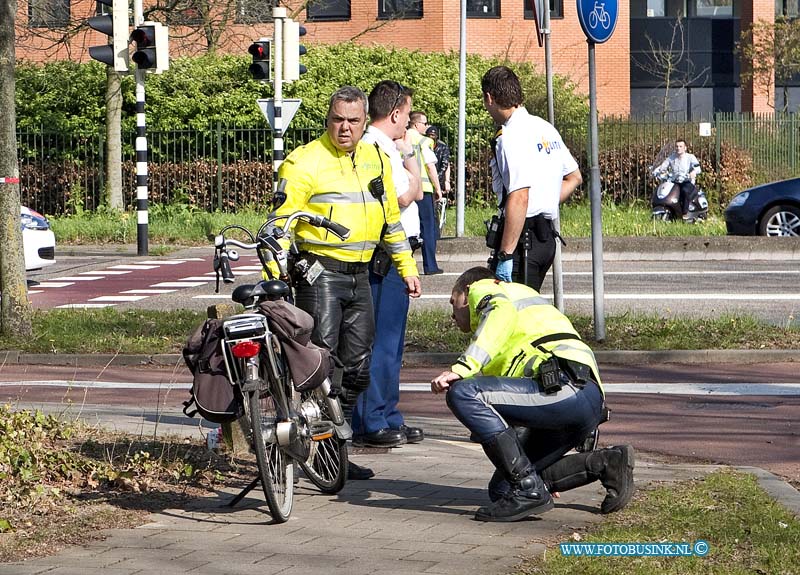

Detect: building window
[236, 0, 272, 23]
[28, 0, 69, 28]
[631, 0, 687, 17]
[165, 0, 204, 25]
[467, 0, 500, 17]
[695, 0, 732, 16]
[308, 0, 351, 21]
[776, 0, 799, 16]
[378, 0, 423, 19]
[524, 0, 563, 19]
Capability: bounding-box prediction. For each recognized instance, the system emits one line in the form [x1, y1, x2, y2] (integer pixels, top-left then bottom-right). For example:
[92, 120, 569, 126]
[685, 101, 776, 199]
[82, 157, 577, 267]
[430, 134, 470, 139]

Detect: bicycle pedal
[310, 421, 335, 441]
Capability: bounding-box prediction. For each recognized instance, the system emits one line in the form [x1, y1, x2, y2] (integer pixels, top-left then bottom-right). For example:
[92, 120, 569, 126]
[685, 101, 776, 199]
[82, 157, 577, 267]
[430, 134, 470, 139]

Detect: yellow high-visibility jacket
[451, 279, 603, 393]
[408, 129, 435, 194]
[275, 132, 418, 278]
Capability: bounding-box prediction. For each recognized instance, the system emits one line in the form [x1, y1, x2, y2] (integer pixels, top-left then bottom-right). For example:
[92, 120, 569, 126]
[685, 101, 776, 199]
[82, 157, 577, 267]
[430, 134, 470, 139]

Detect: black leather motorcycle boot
[540, 445, 635, 514]
[475, 429, 553, 522]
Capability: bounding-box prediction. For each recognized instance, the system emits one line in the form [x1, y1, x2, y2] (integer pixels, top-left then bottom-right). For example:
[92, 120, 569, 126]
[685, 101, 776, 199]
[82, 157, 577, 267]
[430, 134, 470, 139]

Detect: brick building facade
[14, 0, 782, 116]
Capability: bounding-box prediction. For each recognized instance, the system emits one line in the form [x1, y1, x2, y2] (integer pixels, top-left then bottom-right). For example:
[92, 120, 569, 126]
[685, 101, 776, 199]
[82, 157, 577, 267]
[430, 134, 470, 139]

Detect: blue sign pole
[577, 0, 617, 341]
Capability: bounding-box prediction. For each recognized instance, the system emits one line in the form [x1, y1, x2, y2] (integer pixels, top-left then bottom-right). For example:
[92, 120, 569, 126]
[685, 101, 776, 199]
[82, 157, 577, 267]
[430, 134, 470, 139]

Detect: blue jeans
[415, 193, 440, 273]
[352, 265, 409, 434]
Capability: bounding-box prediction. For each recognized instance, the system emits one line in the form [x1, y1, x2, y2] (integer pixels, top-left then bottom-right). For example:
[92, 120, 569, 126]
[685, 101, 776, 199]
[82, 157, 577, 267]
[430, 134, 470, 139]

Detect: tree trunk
[105, 67, 124, 210]
[0, 0, 33, 337]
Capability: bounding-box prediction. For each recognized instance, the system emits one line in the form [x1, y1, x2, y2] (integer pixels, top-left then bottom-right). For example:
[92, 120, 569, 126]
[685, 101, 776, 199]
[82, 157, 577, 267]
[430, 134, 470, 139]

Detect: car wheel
[759, 205, 800, 236]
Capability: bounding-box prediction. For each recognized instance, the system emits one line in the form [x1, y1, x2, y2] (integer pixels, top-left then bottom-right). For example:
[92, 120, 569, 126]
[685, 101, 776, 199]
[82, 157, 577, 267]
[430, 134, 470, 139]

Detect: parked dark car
[724, 178, 800, 236]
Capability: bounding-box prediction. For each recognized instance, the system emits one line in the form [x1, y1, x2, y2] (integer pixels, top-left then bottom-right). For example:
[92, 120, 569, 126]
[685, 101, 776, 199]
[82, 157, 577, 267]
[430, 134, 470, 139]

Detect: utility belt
[485, 213, 561, 252]
[529, 332, 596, 395]
[301, 253, 369, 275]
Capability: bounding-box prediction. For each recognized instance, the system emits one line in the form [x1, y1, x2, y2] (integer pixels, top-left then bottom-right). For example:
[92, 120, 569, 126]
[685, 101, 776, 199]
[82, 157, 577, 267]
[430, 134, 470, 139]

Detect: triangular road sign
[257, 98, 302, 130]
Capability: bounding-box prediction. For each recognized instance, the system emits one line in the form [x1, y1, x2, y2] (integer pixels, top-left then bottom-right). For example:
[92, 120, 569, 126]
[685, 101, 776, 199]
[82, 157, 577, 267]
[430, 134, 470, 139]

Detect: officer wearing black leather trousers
[274, 87, 422, 481]
[431, 267, 634, 522]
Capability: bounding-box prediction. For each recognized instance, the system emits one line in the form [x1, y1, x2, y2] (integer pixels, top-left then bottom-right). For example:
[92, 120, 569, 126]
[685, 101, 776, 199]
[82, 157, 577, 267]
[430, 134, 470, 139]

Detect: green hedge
[15, 43, 588, 136]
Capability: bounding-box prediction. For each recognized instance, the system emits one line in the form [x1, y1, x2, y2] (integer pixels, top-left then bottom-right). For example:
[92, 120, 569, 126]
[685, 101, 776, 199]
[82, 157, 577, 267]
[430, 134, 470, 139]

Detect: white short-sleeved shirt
[492, 107, 578, 220]
[362, 126, 421, 238]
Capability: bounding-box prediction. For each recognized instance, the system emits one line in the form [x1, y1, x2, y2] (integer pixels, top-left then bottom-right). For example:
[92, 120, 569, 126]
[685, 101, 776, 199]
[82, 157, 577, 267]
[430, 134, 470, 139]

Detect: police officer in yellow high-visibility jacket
[431, 267, 634, 523]
[275, 87, 421, 443]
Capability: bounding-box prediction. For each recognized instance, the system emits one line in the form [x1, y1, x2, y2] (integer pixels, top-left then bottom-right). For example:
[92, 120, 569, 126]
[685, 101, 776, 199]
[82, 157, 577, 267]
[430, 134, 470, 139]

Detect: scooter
[651, 170, 709, 222]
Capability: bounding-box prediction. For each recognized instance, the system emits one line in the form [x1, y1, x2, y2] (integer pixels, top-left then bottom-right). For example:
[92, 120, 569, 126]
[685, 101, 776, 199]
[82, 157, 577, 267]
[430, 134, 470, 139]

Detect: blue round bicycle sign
[577, 0, 618, 43]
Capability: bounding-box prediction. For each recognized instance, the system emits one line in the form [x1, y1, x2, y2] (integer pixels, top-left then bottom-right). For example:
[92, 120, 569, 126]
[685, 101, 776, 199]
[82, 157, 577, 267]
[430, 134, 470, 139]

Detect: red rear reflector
[231, 341, 261, 358]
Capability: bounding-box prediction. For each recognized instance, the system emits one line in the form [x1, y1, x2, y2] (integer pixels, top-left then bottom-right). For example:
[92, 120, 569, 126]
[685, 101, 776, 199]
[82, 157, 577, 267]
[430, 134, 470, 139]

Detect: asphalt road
[1, 361, 797, 484]
[26, 243, 800, 326]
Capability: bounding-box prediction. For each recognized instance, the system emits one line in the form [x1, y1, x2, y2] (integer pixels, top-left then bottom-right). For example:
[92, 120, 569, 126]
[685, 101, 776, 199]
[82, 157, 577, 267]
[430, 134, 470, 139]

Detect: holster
[370, 245, 393, 277]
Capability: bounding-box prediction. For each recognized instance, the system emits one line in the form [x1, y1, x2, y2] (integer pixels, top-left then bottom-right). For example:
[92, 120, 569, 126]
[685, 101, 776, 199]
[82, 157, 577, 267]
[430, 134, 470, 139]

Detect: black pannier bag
[182, 318, 244, 423]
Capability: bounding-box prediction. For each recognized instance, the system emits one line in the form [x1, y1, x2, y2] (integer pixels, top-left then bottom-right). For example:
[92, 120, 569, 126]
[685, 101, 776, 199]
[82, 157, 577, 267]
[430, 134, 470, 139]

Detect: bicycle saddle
[231, 280, 290, 305]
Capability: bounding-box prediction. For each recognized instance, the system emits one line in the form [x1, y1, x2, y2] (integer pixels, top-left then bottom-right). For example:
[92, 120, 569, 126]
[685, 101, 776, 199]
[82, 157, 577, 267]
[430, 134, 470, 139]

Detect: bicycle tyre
[248, 389, 294, 522]
[299, 388, 348, 494]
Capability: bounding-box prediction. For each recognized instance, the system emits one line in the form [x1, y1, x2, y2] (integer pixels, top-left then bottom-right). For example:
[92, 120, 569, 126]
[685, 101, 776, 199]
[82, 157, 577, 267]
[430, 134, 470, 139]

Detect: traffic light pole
[134, 0, 148, 255]
[271, 5, 286, 194]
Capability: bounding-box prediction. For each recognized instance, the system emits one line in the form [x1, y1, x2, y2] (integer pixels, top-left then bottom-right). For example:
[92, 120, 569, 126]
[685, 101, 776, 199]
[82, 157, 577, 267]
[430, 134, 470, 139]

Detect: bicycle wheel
[299, 387, 348, 494]
[248, 389, 294, 522]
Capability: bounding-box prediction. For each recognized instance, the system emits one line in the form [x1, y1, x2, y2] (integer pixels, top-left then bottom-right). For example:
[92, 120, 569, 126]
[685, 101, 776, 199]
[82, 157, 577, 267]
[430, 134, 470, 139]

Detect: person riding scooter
[652, 139, 703, 221]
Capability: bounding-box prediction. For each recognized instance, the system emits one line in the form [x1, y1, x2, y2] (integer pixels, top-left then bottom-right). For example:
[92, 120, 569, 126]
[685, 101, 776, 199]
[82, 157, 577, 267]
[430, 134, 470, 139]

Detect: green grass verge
[1, 308, 798, 355]
[49, 201, 727, 245]
[518, 469, 800, 575]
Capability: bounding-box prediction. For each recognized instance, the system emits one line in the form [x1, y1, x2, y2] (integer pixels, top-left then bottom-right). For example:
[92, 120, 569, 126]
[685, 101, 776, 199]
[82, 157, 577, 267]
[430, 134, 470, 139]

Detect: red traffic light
[248, 43, 267, 59]
[131, 26, 155, 48]
[248, 40, 271, 81]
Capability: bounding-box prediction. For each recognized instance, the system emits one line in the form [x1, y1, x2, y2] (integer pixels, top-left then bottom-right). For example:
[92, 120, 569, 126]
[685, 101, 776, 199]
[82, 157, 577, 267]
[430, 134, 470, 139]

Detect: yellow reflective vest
[451, 279, 603, 393]
[408, 129, 435, 194]
[275, 132, 418, 278]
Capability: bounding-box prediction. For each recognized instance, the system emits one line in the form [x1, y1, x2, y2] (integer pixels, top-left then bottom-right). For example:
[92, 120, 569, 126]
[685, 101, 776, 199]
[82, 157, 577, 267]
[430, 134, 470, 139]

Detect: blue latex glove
[495, 258, 514, 282]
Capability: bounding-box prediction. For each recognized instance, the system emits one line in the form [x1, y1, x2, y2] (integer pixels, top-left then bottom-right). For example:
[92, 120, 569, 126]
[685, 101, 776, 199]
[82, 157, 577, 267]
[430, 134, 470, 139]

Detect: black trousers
[677, 181, 698, 214]
[489, 215, 555, 291]
[293, 269, 374, 403]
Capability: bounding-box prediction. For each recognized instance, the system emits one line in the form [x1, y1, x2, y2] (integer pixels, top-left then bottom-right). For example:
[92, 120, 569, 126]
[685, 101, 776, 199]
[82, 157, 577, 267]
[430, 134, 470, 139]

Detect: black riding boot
[475, 428, 553, 522]
[541, 445, 635, 514]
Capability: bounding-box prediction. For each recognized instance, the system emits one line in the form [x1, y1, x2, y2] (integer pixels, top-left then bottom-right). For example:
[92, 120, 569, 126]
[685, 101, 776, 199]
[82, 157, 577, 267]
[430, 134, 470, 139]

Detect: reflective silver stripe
[481, 384, 577, 408]
[550, 342, 597, 364]
[463, 343, 491, 367]
[299, 239, 378, 251]
[384, 238, 412, 254]
[308, 191, 378, 204]
[514, 296, 550, 310]
[385, 221, 405, 235]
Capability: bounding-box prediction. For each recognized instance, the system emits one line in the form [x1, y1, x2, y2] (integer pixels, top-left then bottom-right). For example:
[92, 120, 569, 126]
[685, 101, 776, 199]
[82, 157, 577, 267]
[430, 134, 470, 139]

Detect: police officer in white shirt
[481, 66, 583, 290]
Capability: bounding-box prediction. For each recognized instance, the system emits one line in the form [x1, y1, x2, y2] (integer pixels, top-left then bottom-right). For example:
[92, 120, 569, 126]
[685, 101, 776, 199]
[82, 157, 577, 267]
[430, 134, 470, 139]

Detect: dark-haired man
[431, 267, 634, 522]
[481, 66, 582, 290]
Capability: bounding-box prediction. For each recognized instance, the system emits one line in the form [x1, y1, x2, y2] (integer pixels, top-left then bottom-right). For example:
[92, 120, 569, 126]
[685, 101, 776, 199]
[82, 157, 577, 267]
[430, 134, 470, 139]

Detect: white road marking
[139, 260, 188, 265]
[416, 293, 800, 301]
[79, 270, 131, 276]
[0, 381, 190, 390]
[203, 271, 253, 276]
[150, 282, 208, 288]
[564, 270, 800, 276]
[109, 264, 160, 270]
[234, 266, 267, 271]
[55, 303, 116, 309]
[121, 289, 177, 294]
[33, 282, 74, 288]
[193, 295, 231, 299]
[88, 295, 149, 302]
[27, 290, 43, 294]
[398, 382, 800, 396]
[178, 277, 214, 282]
[51, 276, 102, 281]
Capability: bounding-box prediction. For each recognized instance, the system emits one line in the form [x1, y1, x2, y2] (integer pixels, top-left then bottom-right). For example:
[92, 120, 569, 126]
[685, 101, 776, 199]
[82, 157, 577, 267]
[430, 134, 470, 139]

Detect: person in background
[408, 111, 444, 275]
[426, 125, 451, 204]
[481, 66, 582, 290]
[652, 138, 702, 220]
[351, 80, 426, 453]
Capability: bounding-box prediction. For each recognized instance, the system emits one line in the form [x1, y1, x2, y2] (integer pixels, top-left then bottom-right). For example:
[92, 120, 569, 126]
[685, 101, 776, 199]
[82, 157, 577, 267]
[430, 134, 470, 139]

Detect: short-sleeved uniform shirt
[492, 108, 578, 220]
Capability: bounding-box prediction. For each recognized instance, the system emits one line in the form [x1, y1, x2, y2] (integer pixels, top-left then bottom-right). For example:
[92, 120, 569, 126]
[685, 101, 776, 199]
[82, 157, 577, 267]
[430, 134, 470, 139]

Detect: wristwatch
[401, 151, 415, 161]
[497, 250, 514, 262]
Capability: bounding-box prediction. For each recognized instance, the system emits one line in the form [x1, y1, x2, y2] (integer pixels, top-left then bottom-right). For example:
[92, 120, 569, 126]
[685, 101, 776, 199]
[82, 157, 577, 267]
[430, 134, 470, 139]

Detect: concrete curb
[737, 466, 800, 518]
[1, 349, 797, 368]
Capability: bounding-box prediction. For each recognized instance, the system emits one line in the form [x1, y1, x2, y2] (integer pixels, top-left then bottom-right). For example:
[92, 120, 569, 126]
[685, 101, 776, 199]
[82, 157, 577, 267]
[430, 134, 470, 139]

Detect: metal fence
[16, 114, 800, 215]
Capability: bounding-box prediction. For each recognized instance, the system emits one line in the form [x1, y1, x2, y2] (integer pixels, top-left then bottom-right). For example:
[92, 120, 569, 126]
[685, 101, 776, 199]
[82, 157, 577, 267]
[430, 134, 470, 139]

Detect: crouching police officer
[431, 267, 634, 522]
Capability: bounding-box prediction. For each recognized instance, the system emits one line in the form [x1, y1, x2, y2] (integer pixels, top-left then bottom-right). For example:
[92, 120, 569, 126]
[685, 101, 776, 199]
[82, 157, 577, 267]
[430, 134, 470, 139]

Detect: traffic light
[130, 22, 169, 72]
[283, 18, 307, 82]
[88, 0, 129, 72]
[248, 39, 271, 81]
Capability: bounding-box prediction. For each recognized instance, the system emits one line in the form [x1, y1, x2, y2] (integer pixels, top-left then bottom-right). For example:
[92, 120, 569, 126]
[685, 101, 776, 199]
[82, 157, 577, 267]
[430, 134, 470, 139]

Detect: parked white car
[21, 206, 56, 271]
